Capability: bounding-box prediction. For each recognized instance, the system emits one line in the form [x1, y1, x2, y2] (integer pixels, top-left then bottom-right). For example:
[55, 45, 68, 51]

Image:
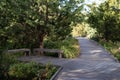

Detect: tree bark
[39, 34, 44, 55]
[39, 35, 44, 49]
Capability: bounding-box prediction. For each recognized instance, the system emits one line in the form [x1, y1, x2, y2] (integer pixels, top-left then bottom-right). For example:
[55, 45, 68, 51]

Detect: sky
[85, 0, 104, 5]
[83, 0, 105, 11]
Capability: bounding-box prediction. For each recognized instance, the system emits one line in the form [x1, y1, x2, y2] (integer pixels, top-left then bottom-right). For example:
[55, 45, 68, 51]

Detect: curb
[50, 66, 63, 80]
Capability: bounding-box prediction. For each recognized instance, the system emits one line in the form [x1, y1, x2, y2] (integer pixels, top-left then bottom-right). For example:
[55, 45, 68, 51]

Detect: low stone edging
[50, 66, 63, 80]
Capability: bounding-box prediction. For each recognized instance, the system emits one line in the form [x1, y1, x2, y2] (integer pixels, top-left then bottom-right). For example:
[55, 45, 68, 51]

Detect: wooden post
[24, 50, 30, 56]
[59, 52, 62, 58]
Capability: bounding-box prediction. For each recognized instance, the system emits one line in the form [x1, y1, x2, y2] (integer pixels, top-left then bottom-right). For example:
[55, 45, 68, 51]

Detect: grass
[44, 37, 80, 58]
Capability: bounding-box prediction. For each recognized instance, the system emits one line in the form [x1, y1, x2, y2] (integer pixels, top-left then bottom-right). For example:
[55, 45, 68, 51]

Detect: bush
[8, 62, 57, 80]
[0, 52, 57, 80]
[44, 37, 80, 58]
[0, 52, 19, 80]
[8, 62, 38, 79]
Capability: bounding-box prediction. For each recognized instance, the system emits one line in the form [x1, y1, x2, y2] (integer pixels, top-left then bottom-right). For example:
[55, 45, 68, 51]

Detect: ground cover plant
[0, 52, 57, 80]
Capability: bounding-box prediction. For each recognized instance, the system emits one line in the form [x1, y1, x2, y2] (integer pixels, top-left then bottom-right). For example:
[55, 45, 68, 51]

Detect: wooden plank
[7, 49, 31, 56]
[33, 48, 63, 58]
[8, 49, 30, 53]
[34, 48, 63, 53]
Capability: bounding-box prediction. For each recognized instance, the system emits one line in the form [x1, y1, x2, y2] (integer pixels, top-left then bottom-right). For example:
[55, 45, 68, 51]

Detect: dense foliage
[0, 53, 19, 80]
[71, 23, 97, 38]
[0, 0, 84, 49]
[87, 0, 120, 42]
[8, 62, 57, 80]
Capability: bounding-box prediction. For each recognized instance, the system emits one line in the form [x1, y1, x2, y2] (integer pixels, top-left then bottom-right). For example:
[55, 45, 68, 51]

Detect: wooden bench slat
[7, 49, 31, 56]
[34, 48, 63, 53]
[33, 48, 63, 58]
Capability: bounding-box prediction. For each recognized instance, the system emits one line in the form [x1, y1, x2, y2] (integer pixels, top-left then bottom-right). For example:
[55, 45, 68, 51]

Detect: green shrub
[8, 62, 38, 79]
[8, 62, 57, 80]
[0, 51, 58, 80]
[44, 37, 80, 58]
[0, 52, 19, 80]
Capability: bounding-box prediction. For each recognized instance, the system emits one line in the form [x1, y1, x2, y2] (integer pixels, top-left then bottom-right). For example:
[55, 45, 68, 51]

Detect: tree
[0, 0, 37, 49]
[0, 0, 84, 49]
[52, 0, 84, 40]
[87, 0, 120, 42]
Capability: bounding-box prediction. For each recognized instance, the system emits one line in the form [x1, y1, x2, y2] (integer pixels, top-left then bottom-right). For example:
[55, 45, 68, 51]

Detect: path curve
[19, 37, 120, 80]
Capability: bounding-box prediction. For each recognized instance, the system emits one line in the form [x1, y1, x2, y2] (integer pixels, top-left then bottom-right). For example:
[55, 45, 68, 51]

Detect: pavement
[18, 37, 120, 80]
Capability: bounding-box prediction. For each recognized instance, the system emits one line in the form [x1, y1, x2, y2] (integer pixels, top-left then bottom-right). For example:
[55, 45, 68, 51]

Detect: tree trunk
[39, 34, 44, 55]
[39, 35, 44, 49]
[104, 24, 109, 41]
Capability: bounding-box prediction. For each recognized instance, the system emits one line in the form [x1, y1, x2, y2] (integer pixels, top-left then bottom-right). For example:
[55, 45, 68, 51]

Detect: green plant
[8, 62, 57, 80]
[44, 37, 80, 58]
[8, 62, 38, 79]
[87, 0, 120, 42]
[0, 51, 58, 80]
[0, 52, 19, 80]
[36, 63, 50, 79]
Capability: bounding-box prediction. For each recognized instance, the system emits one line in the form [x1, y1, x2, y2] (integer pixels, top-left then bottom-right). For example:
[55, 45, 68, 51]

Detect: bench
[33, 48, 63, 58]
[7, 49, 31, 56]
